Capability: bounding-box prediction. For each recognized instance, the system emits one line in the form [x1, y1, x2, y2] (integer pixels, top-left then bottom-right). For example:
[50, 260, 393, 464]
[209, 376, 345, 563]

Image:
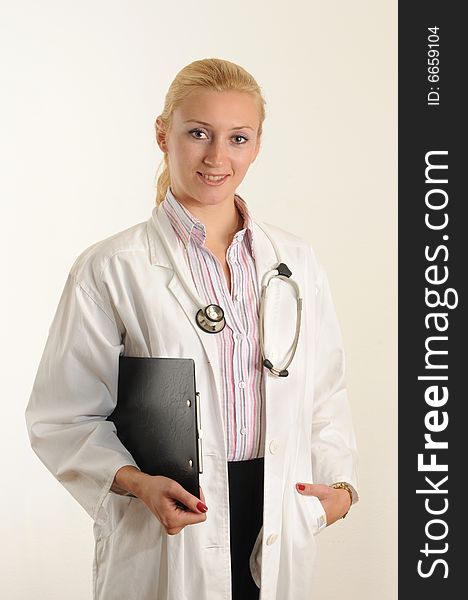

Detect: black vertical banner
[399, 4, 466, 597]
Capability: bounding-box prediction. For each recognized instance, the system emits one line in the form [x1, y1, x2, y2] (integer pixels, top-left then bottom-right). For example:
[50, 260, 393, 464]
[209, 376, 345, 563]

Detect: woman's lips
[197, 172, 230, 186]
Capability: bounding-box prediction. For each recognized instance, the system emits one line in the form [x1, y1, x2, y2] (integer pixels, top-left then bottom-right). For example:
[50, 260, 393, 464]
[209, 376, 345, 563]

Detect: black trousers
[228, 457, 264, 600]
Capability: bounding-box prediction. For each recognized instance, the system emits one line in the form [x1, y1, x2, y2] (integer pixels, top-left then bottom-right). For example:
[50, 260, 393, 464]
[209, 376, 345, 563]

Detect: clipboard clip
[195, 391, 203, 474]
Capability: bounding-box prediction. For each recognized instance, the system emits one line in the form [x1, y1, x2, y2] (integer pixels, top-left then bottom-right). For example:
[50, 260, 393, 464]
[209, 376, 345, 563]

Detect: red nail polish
[297, 484, 305, 491]
[197, 501, 208, 513]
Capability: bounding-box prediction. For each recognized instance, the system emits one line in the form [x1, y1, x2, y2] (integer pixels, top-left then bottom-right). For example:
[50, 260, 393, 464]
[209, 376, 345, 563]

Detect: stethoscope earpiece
[276, 263, 292, 278]
[263, 359, 289, 378]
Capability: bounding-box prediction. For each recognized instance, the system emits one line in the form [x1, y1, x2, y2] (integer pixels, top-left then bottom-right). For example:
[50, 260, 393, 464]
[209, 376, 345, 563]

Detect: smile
[197, 172, 230, 186]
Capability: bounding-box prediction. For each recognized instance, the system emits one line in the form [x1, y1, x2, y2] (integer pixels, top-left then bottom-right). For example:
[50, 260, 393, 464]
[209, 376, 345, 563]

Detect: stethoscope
[153, 215, 302, 377]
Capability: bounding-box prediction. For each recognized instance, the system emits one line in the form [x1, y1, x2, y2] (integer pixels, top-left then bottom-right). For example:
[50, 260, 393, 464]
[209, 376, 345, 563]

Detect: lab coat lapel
[147, 206, 223, 407]
[251, 221, 282, 364]
[251, 221, 279, 289]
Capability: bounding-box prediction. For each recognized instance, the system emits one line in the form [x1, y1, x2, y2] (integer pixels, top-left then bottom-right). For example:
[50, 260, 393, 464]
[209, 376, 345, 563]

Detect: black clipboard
[107, 356, 203, 500]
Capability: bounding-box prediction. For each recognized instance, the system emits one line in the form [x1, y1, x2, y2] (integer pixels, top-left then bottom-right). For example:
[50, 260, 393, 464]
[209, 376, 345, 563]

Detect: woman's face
[157, 89, 261, 210]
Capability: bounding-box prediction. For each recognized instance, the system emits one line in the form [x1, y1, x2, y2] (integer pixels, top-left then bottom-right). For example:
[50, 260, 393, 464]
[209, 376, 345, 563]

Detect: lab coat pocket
[297, 493, 327, 537]
[309, 495, 327, 535]
[95, 494, 133, 541]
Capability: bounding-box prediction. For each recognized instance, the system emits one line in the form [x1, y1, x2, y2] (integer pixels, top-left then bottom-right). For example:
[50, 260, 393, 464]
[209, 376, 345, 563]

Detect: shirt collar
[162, 187, 255, 257]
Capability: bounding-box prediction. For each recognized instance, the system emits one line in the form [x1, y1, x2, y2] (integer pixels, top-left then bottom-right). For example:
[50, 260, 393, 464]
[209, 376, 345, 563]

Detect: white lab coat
[26, 203, 358, 600]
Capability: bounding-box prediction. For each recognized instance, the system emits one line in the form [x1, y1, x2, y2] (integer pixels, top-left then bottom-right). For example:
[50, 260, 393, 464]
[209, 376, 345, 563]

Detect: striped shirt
[162, 188, 265, 461]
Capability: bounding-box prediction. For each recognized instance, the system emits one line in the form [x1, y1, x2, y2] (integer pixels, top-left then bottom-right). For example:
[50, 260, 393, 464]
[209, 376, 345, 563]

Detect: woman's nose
[203, 139, 226, 167]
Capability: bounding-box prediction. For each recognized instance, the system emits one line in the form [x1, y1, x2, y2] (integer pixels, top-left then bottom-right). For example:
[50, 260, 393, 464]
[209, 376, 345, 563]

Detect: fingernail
[197, 501, 208, 513]
[296, 483, 305, 491]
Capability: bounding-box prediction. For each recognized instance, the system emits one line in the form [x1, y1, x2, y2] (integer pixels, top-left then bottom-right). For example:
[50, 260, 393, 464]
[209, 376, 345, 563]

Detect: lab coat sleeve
[310, 265, 359, 503]
[25, 271, 139, 525]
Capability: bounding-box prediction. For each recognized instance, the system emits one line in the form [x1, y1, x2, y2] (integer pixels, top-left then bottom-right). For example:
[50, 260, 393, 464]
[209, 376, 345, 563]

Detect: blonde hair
[155, 58, 266, 205]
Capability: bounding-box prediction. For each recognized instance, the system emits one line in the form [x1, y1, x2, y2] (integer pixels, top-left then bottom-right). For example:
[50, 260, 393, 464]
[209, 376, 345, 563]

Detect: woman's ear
[155, 116, 168, 153]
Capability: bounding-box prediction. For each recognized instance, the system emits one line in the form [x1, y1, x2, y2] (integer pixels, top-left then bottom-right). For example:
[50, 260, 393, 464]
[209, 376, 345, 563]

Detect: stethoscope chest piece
[196, 304, 226, 334]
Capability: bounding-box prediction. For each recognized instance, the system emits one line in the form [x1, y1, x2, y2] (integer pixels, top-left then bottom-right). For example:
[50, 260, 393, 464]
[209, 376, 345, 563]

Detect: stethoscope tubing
[259, 271, 302, 377]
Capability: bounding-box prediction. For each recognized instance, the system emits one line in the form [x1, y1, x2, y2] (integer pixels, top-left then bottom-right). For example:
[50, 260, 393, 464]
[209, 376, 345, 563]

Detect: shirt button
[269, 439, 280, 454]
[238, 381, 245, 389]
[235, 294, 242, 302]
[266, 534, 278, 546]
[240, 426, 247, 435]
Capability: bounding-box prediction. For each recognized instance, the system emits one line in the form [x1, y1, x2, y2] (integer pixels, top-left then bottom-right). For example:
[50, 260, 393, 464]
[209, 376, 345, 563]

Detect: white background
[0, 1, 396, 598]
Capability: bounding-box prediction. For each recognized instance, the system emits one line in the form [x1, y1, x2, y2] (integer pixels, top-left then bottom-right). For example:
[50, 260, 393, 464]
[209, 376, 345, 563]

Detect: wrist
[330, 482, 353, 518]
[113, 465, 150, 498]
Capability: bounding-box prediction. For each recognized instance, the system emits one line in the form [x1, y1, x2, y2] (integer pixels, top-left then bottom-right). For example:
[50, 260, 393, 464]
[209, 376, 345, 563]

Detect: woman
[26, 58, 358, 600]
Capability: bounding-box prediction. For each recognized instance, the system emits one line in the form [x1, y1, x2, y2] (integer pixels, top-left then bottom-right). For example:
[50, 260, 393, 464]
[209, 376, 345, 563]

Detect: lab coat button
[266, 534, 278, 546]
[269, 439, 280, 454]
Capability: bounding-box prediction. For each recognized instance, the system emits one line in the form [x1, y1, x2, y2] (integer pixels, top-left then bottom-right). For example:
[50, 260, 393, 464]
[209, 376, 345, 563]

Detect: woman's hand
[295, 482, 351, 527]
[114, 466, 208, 535]
[138, 475, 208, 535]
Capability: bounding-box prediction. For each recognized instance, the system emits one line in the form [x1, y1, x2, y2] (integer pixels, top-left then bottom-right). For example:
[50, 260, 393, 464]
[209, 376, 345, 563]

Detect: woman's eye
[189, 129, 208, 139]
[232, 135, 248, 144]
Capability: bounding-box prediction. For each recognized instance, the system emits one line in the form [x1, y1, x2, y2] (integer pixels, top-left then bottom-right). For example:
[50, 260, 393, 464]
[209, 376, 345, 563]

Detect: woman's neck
[173, 192, 243, 249]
